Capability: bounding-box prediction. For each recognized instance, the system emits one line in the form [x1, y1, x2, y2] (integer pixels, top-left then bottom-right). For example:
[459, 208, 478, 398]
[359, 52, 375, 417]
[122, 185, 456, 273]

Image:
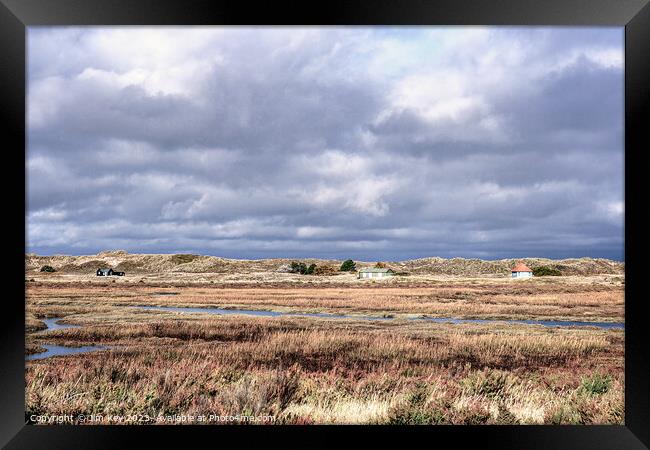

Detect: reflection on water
[26, 344, 108, 361]
[133, 305, 624, 329]
[419, 316, 624, 329]
[37, 318, 81, 333]
[26, 304, 623, 361]
[28, 317, 108, 361]
[134, 305, 389, 321]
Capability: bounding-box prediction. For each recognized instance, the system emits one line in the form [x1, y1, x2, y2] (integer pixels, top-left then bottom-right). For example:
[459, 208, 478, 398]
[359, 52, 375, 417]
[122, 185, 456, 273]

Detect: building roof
[511, 262, 532, 272]
[359, 268, 394, 273]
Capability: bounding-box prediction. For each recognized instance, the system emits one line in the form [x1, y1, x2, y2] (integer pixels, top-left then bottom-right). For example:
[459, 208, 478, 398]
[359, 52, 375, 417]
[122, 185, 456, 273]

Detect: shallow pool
[28, 317, 108, 361]
[133, 305, 624, 329]
[37, 318, 81, 333]
[134, 305, 389, 321]
[26, 344, 108, 361]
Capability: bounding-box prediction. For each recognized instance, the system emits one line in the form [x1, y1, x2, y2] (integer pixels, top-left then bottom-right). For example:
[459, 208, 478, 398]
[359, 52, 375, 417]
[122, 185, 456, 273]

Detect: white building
[511, 262, 533, 278]
[358, 268, 395, 279]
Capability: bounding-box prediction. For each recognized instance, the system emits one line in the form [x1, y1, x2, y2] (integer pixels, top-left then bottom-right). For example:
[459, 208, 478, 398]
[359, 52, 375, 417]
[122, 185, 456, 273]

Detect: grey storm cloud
[26, 27, 624, 260]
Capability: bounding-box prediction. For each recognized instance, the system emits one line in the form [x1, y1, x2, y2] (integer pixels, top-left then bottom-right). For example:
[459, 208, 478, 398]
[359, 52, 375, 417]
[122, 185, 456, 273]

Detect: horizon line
[25, 250, 625, 263]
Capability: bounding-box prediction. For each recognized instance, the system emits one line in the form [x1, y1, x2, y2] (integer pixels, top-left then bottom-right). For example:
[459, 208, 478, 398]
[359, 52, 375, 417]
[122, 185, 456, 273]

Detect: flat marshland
[25, 271, 624, 425]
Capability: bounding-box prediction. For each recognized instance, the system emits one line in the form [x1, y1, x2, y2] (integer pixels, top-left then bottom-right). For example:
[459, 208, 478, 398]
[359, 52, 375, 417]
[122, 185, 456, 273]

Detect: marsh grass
[25, 316, 623, 424]
[27, 279, 624, 323]
[25, 278, 624, 424]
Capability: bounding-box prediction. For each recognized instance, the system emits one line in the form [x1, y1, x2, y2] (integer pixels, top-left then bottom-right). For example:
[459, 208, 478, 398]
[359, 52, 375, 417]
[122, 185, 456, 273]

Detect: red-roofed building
[511, 262, 533, 278]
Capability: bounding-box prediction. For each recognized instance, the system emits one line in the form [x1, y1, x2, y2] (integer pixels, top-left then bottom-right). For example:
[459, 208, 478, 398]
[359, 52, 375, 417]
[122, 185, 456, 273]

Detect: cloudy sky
[26, 27, 624, 261]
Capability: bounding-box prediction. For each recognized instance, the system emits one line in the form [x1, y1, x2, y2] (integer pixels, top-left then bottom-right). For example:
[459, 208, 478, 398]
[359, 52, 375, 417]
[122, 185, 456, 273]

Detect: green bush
[289, 261, 315, 275]
[579, 373, 612, 396]
[533, 266, 562, 276]
[289, 261, 305, 273]
[340, 259, 356, 272]
[40, 265, 56, 273]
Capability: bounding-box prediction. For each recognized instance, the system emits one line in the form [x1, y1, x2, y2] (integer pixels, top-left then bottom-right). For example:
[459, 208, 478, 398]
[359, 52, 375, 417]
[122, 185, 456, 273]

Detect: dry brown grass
[25, 314, 624, 424]
[24, 275, 624, 425]
[26, 280, 624, 322]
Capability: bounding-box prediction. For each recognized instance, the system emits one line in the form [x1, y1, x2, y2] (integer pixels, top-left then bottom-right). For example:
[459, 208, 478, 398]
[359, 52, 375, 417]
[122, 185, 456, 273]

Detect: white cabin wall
[512, 272, 533, 278]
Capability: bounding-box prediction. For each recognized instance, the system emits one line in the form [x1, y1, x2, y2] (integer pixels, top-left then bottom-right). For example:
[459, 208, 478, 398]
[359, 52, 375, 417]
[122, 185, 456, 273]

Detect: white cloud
[28, 76, 66, 127]
[26, 27, 624, 260]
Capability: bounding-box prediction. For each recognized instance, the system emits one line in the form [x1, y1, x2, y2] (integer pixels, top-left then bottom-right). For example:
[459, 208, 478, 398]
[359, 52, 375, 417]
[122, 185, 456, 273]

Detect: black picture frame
[2, 0, 648, 448]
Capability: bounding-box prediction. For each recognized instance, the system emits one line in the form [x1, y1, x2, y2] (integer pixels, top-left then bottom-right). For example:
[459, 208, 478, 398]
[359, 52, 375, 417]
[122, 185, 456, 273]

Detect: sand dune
[25, 250, 624, 276]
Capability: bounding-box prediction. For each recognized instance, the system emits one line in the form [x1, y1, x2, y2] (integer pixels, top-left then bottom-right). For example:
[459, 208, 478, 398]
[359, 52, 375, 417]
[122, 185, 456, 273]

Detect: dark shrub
[533, 266, 562, 276]
[40, 265, 56, 273]
[305, 264, 316, 275]
[340, 259, 356, 272]
[314, 265, 337, 276]
[289, 261, 309, 274]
